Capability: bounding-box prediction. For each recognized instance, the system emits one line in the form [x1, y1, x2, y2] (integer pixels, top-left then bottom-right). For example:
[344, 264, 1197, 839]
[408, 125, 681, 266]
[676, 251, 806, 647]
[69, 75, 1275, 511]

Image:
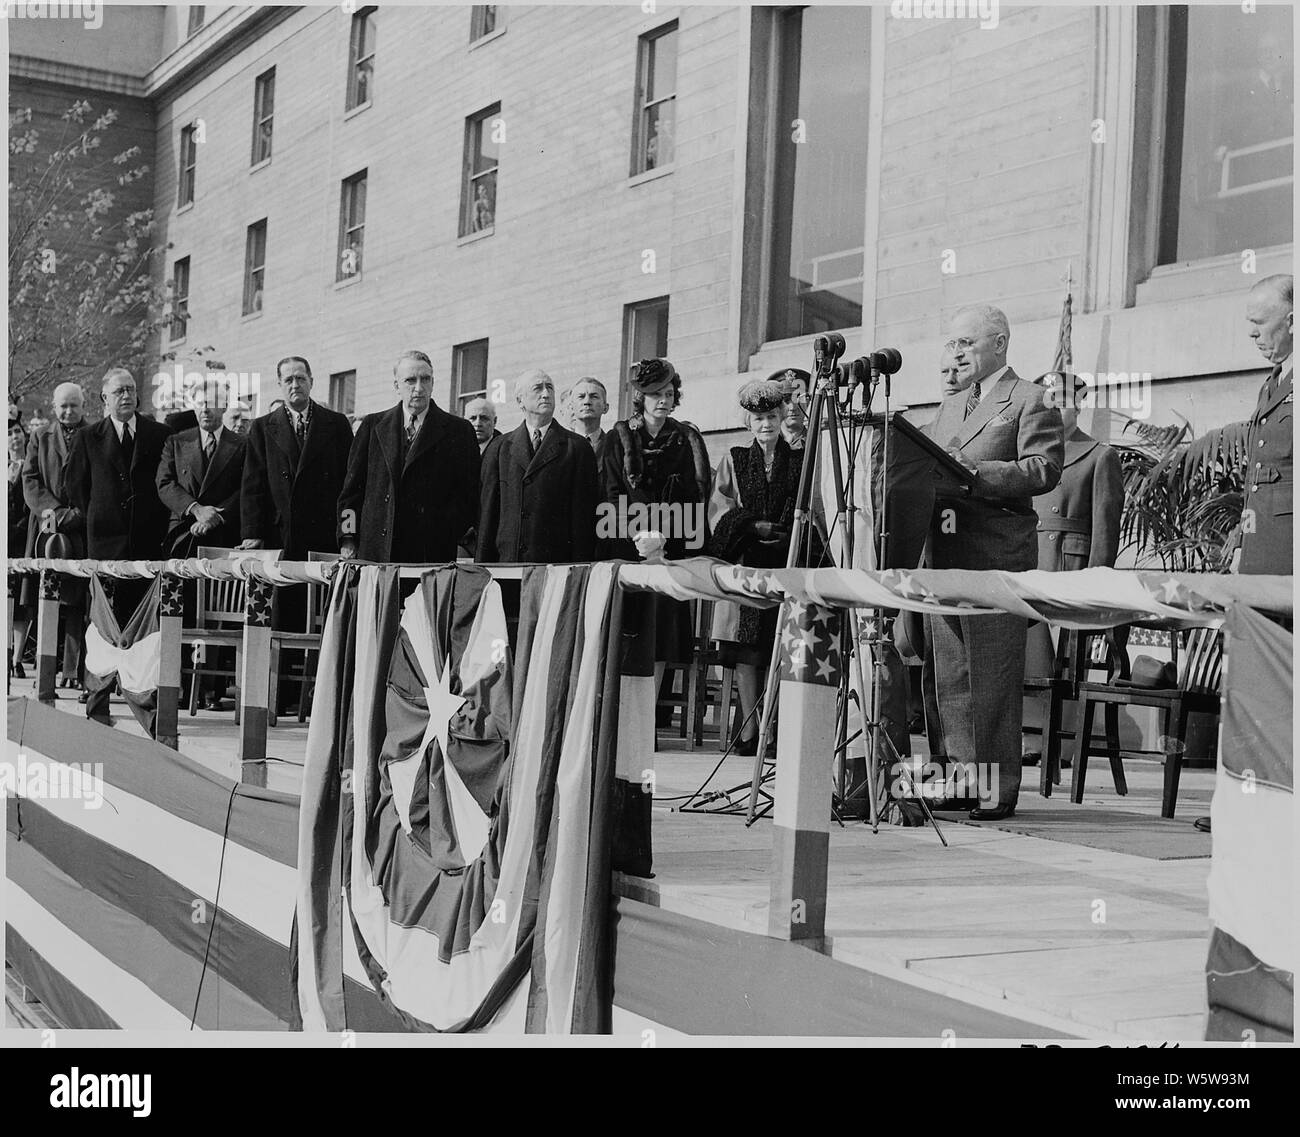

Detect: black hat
[738, 379, 787, 414]
[769, 368, 811, 397]
[630, 358, 678, 393]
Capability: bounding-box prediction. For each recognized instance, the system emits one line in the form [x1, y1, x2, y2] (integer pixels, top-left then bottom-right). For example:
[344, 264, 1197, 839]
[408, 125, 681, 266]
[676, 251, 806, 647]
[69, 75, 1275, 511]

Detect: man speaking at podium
[922, 305, 1063, 820]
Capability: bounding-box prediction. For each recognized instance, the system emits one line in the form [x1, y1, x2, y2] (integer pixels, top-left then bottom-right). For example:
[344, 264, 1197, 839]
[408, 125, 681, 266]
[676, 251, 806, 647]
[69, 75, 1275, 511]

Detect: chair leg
[188, 644, 201, 717]
[719, 667, 734, 752]
[1103, 703, 1126, 795]
[268, 641, 279, 729]
[1070, 697, 1097, 804]
[298, 648, 313, 724]
[1161, 699, 1191, 819]
[684, 658, 699, 752]
[1042, 689, 1064, 798]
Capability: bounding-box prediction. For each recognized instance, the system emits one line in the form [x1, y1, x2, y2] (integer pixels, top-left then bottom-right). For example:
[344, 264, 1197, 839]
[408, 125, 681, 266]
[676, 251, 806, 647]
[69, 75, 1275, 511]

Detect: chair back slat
[306, 550, 342, 633]
[1178, 627, 1223, 694]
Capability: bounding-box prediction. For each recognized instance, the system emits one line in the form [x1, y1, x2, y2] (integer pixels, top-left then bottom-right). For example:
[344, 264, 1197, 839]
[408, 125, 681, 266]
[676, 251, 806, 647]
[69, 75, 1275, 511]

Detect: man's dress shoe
[969, 804, 1016, 822]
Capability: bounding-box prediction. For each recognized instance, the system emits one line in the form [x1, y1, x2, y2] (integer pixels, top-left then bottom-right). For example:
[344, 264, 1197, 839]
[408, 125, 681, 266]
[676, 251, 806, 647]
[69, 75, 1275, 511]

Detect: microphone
[869, 348, 903, 375]
[813, 335, 829, 374]
[826, 333, 847, 361]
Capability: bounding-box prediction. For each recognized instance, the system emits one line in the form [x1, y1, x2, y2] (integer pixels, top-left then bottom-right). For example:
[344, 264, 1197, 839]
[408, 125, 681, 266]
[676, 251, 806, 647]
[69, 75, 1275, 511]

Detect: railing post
[239, 575, 274, 776]
[768, 600, 840, 951]
[7, 571, 18, 682]
[35, 569, 61, 705]
[156, 572, 183, 749]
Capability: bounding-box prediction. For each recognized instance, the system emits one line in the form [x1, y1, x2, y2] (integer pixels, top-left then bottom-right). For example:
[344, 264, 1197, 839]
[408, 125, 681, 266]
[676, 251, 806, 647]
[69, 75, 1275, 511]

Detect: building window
[337, 170, 367, 281]
[252, 68, 275, 166]
[346, 6, 378, 111]
[187, 6, 205, 37]
[329, 370, 357, 415]
[170, 257, 191, 342]
[470, 6, 499, 42]
[620, 298, 669, 417]
[632, 22, 678, 176]
[178, 123, 198, 208]
[451, 340, 490, 412]
[460, 104, 501, 237]
[243, 220, 267, 316]
[765, 6, 870, 341]
[1156, 4, 1293, 265]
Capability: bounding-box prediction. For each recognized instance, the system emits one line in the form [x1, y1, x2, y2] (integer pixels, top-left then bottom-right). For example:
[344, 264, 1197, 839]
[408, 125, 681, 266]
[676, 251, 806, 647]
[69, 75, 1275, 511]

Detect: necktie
[121, 421, 134, 464]
[531, 427, 542, 456]
[406, 415, 419, 443]
[295, 412, 307, 446]
[201, 432, 215, 472]
[964, 380, 982, 420]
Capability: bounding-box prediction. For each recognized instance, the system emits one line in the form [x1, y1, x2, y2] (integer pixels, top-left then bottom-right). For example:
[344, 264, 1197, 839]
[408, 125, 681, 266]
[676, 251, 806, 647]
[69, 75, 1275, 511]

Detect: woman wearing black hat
[8, 416, 34, 679]
[601, 359, 711, 674]
[707, 379, 803, 756]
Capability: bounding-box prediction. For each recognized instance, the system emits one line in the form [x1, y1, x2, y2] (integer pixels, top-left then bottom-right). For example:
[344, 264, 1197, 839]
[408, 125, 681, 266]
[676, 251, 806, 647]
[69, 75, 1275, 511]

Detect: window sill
[1135, 244, 1293, 307]
[749, 327, 864, 376]
[250, 157, 272, 174]
[169, 334, 188, 348]
[457, 226, 495, 246]
[333, 273, 363, 290]
[628, 164, 674, 188]
[468, 26, 506, 51]
[176, 201, 195, 216]
[343, 100, 372, 122]
[241, 308, 264, 323]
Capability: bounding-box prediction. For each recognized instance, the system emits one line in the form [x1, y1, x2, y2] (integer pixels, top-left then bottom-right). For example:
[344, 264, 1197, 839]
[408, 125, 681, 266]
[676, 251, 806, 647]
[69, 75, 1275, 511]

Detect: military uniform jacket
[1238, 363, 1293, 575]
[1034, 432, 1124, 572]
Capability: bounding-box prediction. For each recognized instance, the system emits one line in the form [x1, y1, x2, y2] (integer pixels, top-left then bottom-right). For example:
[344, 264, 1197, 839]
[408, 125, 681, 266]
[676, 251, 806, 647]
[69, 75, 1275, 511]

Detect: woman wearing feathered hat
[601, 358, 711, 671]
[707, 378, 804, 755]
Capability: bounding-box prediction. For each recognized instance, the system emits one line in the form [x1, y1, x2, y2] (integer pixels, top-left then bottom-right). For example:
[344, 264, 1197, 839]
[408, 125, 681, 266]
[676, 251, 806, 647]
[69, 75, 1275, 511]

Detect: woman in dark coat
[9, 416, 33, 678]
[707, 379, 802, 755]
[600, 359, 711, 680]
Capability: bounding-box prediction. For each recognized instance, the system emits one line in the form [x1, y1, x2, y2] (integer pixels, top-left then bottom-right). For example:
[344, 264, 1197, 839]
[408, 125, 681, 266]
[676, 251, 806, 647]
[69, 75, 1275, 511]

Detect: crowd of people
[9, 275, 1291, 824]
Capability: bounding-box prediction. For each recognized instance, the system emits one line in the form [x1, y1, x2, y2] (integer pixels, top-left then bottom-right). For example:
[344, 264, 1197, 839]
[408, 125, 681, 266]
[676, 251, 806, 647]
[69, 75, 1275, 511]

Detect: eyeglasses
[943, 337, 984, 353]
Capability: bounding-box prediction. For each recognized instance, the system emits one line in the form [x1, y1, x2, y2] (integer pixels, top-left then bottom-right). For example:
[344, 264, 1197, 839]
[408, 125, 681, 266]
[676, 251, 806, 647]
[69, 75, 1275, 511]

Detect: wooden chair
[1070, 625, 1223, 818]
[1025, 627, 1129, 797]
[185, 547, 255, 720]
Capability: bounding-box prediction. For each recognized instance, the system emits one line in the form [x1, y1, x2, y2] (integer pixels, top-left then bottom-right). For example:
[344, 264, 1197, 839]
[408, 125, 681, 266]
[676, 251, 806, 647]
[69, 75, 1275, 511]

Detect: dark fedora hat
[1112, 655, 1177, 689]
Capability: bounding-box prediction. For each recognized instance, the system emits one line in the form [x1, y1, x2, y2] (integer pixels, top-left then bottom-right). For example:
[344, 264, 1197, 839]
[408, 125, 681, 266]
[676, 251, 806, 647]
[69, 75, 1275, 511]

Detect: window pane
[643, 100, 675, 169]
[767, 7, 870, 341]
[474, 119, 500, 174]
[454, 340, 490, 407]
[329, 371, 356, 415]
[1163, 5, 1293, 262]
[649, 29, 677, 102]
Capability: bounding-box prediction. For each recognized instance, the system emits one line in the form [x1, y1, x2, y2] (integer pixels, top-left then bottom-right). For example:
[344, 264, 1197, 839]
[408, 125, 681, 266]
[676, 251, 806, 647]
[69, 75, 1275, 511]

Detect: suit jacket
[923, 368, 1064, 571]
[1238, 363, 1293, 575]
[22, 421, 86, 561]
[338, 403, 480, 563]
[1034, 432, 1124, 572]
[65, 415, 173, 559]
[157, 427, 246, 554]
[477, 421, 598, 563]
[241, 402, 354, 559]
[477, 428, 502, 456]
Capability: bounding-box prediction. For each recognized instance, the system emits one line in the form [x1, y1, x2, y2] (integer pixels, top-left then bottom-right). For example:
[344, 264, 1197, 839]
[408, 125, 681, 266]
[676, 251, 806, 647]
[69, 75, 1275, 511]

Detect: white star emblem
[815, 655, 835, 682]
[788, 599, 808, 626]
[1158, 577, 1183, 604]
[895, 572, 923, 598]
[416, 656, 467, 771]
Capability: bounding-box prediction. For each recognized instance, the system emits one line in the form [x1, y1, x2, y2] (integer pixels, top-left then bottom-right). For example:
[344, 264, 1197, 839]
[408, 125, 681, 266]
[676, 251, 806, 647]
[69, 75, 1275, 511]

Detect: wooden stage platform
[8, 677, 1217, 1041]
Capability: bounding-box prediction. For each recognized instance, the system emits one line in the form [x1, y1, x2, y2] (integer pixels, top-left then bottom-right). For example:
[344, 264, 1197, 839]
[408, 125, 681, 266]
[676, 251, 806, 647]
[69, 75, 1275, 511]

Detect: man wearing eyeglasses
[65, 368, 174, 725]
[338, 350, 479, 564]
[921, 306, 1064, 821]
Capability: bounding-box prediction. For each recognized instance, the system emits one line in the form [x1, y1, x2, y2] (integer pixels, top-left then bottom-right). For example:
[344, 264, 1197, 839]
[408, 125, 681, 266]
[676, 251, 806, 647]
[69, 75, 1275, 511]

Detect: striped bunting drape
[293, 562, 630, 1033]
[4, 697, 405, 1031]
